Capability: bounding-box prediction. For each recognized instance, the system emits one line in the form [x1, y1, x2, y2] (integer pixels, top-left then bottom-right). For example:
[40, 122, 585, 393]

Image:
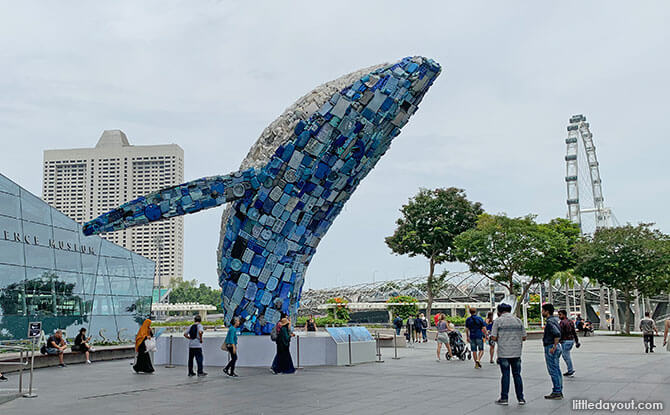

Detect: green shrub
[387, 295, 419, 319]
[326, 297, 350, 321]
[296, 316, 347, 327]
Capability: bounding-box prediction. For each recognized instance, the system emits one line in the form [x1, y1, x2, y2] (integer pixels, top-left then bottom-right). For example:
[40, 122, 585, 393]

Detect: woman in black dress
[133, 319, 154, 373]
[271, 313, 295, 374]
[72, 327, 94, 364]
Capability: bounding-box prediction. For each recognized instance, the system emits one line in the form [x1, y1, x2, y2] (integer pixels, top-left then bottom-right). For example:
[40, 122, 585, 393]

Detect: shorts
[488, 338, 495, 347]
[46, 347, 62, 355]
[436, 333, 449, 344]
[469, 338, 484, 352]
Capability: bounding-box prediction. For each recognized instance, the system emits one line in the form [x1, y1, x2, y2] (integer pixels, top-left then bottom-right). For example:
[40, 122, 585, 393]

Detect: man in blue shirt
[465, 307, 487, 369]
[224, 317, 241, 377]
[542, 303, 563, 399]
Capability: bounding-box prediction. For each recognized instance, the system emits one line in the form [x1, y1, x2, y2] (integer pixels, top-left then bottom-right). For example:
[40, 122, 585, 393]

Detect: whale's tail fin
[82, 168, 258, 236]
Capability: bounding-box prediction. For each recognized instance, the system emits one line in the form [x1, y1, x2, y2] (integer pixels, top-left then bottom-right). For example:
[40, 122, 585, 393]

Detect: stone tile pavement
[0, 335, 668, 415]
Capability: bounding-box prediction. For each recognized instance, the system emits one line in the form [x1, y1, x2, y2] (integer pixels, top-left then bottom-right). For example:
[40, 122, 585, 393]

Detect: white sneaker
[86, 360, 92, 364]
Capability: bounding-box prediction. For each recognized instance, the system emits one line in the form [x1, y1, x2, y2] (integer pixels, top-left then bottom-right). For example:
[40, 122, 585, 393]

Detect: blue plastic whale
[83, 56, 441, 334]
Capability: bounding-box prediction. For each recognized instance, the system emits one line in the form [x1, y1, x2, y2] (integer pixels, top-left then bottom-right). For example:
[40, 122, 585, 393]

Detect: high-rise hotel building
[43, 130, 184, 286]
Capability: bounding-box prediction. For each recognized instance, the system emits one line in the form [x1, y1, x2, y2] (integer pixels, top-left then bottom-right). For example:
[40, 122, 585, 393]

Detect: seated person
[46, 330, 67, 367]
[72, 327, 94, 364]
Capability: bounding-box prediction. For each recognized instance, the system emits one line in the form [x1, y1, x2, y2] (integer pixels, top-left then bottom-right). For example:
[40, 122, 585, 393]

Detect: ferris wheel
[564, 114, 615, 233]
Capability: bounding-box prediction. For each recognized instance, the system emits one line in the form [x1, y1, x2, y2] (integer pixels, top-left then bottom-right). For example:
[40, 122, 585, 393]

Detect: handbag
[144, 338, 157, 352]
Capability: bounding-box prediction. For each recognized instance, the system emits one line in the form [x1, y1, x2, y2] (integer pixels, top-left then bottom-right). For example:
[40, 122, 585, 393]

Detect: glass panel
[93, 272, 111, 296]
[131, 253, 155, 280]
[55, 250, 83, 273]
[55, 271, 85, 295]
[0, 175, 20, 196]
[51, 209, 79, 231]
[62, 318, 91, 341]
[136, 278, 154, 297]
[0, 214, 22, 238]
[99, 239, 130, 259]
[105, 257, 131, 277]
[115, 315, 142, 342]
[81, 253, 100, 274]
[112, 296, 139, 316]
[87, 315, 118, 342]
[0, 191, 20, 218]
[91, 295, 116, 316]
[109, 276, 138, 297]
[0, 264, 27, 317]
[21, 220, 54, 247]
[81, 273, 97, 295]
[0, 315, 28, 341]
[20, 189, 52, 226]
[0, 238, 25, 266]
[25, 245, 55, 269]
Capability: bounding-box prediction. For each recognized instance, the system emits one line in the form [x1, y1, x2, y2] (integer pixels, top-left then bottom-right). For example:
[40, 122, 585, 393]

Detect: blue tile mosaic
[82, 56, 441, 334]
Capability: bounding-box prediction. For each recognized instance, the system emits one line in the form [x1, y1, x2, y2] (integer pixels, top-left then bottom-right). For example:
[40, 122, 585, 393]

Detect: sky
[1, 1, 668, 290]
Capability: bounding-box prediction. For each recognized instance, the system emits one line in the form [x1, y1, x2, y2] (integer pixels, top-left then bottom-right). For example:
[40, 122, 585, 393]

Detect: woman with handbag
[270, 313, 296, 374]
[133, 319, 155, 374]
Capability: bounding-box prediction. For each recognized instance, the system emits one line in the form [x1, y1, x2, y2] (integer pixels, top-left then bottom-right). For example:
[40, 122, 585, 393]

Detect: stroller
[446, 330, 472, 361]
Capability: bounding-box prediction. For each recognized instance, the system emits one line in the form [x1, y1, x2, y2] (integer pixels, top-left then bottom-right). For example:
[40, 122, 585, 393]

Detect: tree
[168, 279, 223, 313]
[575, 224, 670, 333]
[454, 214, 571, 314]
[385, 188, 483, 324]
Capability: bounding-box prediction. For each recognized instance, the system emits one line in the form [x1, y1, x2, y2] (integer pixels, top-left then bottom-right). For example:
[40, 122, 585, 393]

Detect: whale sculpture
[83, 56, 441, 334]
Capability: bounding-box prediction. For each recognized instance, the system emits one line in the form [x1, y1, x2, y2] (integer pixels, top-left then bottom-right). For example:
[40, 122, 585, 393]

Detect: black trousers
[188, 348, 204, 374]
[643, 334, 655, 350]
[224, 345, 238, 374]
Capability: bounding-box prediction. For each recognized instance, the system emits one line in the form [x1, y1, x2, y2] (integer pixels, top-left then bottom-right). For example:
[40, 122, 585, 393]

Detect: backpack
[270, 324, 280, 342]
[421, 319, 428, 329]
[188, 324, 199, 340]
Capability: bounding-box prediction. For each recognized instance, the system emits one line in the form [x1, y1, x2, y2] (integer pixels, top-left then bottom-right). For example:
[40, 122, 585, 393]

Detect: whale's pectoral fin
[82, 168, 258, 236]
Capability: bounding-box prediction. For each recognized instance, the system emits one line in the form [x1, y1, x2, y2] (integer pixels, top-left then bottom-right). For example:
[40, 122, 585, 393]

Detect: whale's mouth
[216, 62, 387, 272]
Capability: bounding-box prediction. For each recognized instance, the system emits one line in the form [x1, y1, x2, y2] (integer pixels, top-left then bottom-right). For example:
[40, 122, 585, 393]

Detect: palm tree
[550, 269, 584, 315]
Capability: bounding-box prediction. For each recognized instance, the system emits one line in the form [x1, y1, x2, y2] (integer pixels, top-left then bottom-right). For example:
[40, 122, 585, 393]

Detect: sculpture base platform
[154, 330, 376, 368]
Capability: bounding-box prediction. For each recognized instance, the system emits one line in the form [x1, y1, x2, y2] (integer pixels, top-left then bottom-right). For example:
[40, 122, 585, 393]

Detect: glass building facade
[0, 173, 154, 341]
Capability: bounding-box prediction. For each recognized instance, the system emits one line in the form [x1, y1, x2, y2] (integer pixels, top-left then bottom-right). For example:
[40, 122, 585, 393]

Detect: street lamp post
[153, 235, 164, 311]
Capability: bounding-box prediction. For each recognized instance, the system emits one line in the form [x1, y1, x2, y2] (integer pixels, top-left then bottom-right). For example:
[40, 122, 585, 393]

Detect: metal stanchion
[18, 349, 23, 394]
[296, 335, 303, 370]
[165, 335, 175, 368]
[392, 332, 400, 360]
[24, 338, 37, 398]
[345, 334, 353, 367]
[375, 332, 384, 363]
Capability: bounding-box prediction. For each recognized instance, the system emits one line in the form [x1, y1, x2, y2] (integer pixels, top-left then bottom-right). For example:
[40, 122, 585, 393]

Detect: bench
[0, 344, 135, 373]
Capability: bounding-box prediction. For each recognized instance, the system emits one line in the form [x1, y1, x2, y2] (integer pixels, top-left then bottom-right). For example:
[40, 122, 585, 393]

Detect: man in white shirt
[491, 303, 527, 406]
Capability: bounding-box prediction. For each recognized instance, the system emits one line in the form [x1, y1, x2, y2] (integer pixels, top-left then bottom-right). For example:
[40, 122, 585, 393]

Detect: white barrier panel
[154, 331, 375, 367]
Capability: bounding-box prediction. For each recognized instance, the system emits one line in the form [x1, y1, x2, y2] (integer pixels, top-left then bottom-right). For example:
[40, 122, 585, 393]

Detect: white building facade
[43, 130, 184, 286]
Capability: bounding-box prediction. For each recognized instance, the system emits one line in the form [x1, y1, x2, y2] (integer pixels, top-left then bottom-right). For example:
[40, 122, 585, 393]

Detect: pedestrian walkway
[0, 335, 668, 414]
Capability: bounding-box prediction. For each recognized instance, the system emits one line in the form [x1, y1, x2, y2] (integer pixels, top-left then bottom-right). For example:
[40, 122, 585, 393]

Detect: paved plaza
[1, 335, 668, 415]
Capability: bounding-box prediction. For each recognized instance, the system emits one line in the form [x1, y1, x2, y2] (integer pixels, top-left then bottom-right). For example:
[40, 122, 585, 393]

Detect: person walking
[435, 314, 453, 361]
[413, 314, 423, 343]
[491, 303, 526, 406]
[406, 316, 414, 343]
[393, 315, 403, 336]
[184, 315, 207, 377]
[558, 309, 580, 377]
[542, 303, 563, 399]
[485, 311, 496, 364]
[465, 307, 487, 369]
[420, 313, 428, 342]
[133, 319, 155, 374]
[639, 312, 658, 353]
[664, 318, 670, 352]
[72, 327, 94, 364]
[271, 313, 296, 374]
[223, 317, 240, 377]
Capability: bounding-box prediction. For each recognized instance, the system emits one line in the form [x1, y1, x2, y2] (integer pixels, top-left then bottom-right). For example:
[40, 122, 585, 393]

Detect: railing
[0, 339, 38, 399]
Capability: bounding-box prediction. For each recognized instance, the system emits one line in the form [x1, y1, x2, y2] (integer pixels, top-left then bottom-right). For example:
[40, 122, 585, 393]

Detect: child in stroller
[446, 329, 472, 361]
